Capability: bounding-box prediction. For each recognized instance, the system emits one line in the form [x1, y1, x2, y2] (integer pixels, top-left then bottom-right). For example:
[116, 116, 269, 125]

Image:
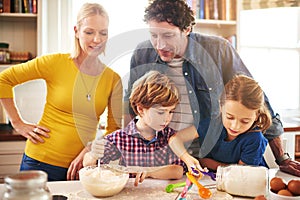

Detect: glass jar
[0, 42, 10, 64]
[216, 165, 268, 197]
[2, 170, 52, 200]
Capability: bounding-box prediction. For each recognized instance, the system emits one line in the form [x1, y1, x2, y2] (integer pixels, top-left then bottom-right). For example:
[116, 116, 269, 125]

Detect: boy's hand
[91, 138, 105, 159]
[134, 172, 147, 186]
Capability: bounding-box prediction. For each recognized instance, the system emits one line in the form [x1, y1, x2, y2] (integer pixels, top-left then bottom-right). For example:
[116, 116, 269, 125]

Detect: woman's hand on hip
[12, 120, 50, 144]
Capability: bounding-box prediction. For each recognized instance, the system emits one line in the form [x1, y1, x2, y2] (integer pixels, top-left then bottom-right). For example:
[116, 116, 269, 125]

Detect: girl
[199, 74, 272, 170]
[170, 74, 272, 172]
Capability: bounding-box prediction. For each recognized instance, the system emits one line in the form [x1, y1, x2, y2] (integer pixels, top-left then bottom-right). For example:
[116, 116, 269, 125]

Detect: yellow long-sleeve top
[0, 53, 123, 168]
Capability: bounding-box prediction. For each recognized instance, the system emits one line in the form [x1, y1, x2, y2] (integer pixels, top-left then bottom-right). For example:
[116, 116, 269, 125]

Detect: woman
[0, 3, 122, 181]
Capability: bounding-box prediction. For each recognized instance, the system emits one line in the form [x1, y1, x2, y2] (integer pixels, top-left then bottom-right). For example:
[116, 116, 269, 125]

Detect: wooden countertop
[0, 168, 298, 199]
[284, 124, 300, 132]
[0, 124, 25, 141]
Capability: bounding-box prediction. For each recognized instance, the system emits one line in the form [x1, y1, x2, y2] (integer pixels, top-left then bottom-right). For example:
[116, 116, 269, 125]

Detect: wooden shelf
[0, 13, 37, 23]
[195, 19, 236, 27]
[188, 0, 238, 48]
[0, 11, 38, 58]
[0, 13, 37, 18]
[194, 20, 237, 39]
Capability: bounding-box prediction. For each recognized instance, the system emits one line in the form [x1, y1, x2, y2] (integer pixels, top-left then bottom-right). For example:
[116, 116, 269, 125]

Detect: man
[125, 0, 300, 176]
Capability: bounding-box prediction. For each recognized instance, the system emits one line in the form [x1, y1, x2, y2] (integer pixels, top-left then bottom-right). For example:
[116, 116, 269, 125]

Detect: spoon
[97, 159, 101, 174]
[186, 171, 212, 199]
[95, 129, 103, 176]
[165, 181, 186, 193]
[178, 177, 193, 200]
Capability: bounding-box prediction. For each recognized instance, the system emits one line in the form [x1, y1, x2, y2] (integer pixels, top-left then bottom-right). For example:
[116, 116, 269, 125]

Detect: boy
[83, 70, 187, 186]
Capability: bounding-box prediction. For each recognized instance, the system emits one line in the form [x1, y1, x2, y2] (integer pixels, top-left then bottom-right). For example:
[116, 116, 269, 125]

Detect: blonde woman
[0, 3, 122, 181]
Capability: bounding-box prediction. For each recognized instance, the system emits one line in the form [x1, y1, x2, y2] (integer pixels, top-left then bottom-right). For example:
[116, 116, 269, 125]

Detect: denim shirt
[125, 32, 283, 156]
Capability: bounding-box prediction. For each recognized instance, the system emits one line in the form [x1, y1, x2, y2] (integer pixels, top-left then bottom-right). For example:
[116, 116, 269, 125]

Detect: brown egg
[254, 195, 267, 200]
[287, 179, 300, 196]
[270, 177, 286, 192]
[277, 189, 293, 196]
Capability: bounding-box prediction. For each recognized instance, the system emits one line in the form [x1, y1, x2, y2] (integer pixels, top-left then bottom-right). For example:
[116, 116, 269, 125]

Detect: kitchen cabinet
[0, 13, 37, 60]
[0, 11, 41, 62]
[0, 4, 43, 183]
[2, 0, 50, 72]
[0, 0, 42, 59]
[0, 1, 46, 125]
[0, 141, 25, 183]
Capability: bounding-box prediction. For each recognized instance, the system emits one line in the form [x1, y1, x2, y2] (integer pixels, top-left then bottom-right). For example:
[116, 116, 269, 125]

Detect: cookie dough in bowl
[79, 165, 129, 197]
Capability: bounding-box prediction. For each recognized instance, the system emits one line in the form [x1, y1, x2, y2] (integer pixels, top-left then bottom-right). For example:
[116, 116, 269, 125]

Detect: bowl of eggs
[79, 165, 129, 197]
[269, 177, 300, 200]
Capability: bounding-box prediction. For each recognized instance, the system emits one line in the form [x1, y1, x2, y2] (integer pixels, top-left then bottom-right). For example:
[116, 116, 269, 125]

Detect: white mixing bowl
[79, 165, 129, 197]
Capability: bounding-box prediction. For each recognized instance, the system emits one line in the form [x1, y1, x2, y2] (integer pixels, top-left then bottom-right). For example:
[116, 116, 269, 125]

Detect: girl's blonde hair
[219, 74, 272, 132]
[130, 70, 180, 116]
[70, 3, 109, 59]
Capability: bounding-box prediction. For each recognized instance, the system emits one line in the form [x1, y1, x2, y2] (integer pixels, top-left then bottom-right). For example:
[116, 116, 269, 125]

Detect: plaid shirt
[101, 119, 187, 172]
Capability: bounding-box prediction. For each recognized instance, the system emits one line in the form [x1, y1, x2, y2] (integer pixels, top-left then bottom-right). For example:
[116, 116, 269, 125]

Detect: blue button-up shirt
[125, 32, 283, 157]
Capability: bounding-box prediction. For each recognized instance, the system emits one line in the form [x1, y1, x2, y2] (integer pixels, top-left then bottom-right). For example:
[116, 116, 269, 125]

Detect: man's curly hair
[144, 0, 195, 31]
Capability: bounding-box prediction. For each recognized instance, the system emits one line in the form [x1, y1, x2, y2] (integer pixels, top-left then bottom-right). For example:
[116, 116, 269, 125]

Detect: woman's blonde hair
[130, 70, 180, 116]
[70, 3, 109, 59]
[219, 74, 272, 132]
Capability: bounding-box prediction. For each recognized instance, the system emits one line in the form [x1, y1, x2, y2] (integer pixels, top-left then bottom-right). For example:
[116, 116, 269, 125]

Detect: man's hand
[279, 159, 300, 177]
[269, 136, 300, 177]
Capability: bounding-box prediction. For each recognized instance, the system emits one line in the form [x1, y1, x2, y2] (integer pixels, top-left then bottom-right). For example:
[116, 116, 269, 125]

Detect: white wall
[239, 7, 300, 116]
[39, 0, 73, 55]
